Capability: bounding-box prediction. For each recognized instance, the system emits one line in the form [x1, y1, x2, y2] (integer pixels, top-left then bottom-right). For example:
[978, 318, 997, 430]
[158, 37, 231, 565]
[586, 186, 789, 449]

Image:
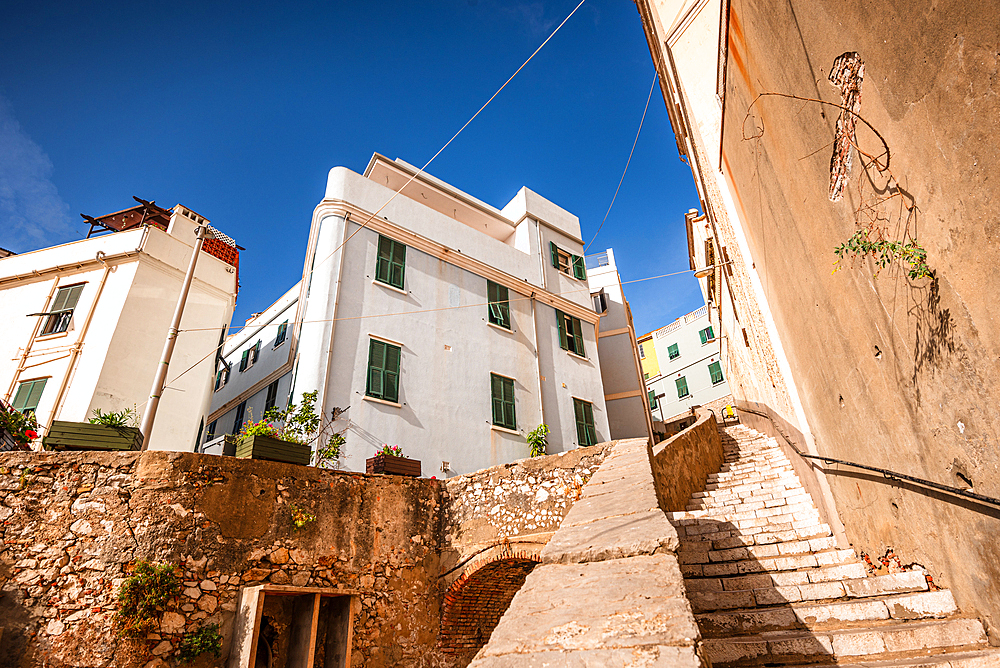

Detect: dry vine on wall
[741, 52, 932, 281]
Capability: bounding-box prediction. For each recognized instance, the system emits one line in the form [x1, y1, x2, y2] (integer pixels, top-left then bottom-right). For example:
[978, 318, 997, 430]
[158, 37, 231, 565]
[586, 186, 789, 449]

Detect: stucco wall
[0, 451, 446, 668]
[649, 407, 724, 512]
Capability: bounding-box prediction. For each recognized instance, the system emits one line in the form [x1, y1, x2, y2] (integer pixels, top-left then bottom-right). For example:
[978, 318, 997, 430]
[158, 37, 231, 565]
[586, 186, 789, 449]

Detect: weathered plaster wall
[715, 0, 1000, 639]
[0, 451, 446, 668]
[650, 407, 724, 511]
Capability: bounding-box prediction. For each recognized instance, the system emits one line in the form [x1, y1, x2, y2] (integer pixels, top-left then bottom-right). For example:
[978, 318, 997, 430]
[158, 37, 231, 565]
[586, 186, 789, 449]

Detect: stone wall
[650, 408, 724, 512]
[0, 451, 447, 668]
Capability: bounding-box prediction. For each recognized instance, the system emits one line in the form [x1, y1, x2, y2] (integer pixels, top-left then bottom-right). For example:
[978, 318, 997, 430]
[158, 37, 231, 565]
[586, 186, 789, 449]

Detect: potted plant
[44, 406, 143, 452]
[234, 391, 339, 467]
[366, 444, 421, 477]
[0, 401, 38, 452]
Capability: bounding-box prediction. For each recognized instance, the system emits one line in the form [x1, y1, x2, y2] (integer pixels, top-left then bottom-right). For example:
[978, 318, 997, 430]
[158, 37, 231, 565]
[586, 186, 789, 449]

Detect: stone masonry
[670, 423, 1000, 666]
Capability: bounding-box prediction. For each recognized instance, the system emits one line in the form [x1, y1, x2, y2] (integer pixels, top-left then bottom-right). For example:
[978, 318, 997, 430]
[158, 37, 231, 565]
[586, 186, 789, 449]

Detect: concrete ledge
[471, 556, 700, 659]
[539, 510, 680, 564]
[469, 645, 702, 667]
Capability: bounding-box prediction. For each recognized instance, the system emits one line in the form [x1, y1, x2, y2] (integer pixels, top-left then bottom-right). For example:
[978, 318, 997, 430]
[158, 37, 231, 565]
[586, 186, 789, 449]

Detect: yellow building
[637, 330, 660, 380]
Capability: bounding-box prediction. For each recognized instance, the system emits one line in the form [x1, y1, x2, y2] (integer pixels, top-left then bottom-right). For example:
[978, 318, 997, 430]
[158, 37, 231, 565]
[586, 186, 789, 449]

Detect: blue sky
[0, 0, 702, 336]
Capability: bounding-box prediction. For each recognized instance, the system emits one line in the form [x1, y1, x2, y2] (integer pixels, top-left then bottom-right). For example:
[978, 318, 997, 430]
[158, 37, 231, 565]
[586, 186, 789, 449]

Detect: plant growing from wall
[315, 433, 344, 469]
[833, 229, 931, 280]
[289, 503, 316, 530]
[89, 405, 140, 428]
[177, 624, 223, 663]
[526, 424, 549, 458]
[113, 561, 180, 637]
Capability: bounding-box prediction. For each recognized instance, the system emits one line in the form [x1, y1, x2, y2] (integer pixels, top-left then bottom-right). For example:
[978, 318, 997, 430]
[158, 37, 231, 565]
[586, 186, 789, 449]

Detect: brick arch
[438, 544, 542, 660]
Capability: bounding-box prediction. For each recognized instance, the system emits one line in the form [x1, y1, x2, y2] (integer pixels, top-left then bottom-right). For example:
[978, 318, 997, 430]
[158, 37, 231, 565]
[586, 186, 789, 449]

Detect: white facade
[207, 154, 611, 476]
[0, 206, 238, 450]
[640, 306, 731, 422]
[585, 249, 654, 442]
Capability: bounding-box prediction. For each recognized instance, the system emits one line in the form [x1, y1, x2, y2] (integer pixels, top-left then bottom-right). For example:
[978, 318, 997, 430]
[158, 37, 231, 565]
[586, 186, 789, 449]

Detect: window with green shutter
[573, 398, 597, 447]
[549, 242, 585, 280]
[487, 280, 511, 329]
[275, 320, 288, 346]
[375, 235, 406, 290]
[366, 338, 401, 403]
[12, 379, 47, 415]
[556, 310, 585, 357]
[676, 376, 690, 398]
[648, 390, 658, 410]
[490, 373, 516, 430]
[41, 284, 85, 335]
[709, 361, 724, 385]
[667, 343, 680, 360]
[699, 326, 714, 345]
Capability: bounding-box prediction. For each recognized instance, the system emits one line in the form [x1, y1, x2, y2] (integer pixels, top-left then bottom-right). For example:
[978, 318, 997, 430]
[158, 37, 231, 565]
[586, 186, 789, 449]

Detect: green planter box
[43, 421, 143, 452]
[235, 434, 311, 466]
[366, 453, 421, 477]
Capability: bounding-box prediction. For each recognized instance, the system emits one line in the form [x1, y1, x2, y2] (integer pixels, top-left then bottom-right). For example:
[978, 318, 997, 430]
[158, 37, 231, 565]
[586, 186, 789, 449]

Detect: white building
[638, 305, 731, 425]
[585, 249, 654, 442]
[0, 201, 239, 450]
[206, 154, 611, 476]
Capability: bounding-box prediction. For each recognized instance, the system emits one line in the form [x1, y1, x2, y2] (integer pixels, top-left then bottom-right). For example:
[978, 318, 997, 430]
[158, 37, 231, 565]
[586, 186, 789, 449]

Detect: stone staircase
[667, 423, 1000, 667]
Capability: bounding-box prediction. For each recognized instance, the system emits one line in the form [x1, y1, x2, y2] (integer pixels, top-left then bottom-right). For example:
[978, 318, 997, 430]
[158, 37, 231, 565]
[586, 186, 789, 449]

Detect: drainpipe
[6, 277, 60, 402]
[530, 293, 546, 430]
[45, 252, 113, 433]
[140, 226, 211, 449]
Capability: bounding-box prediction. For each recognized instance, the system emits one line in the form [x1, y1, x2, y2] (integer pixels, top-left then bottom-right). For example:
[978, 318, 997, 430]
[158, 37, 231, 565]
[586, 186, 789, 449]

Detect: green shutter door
[557, 311, 568, 350]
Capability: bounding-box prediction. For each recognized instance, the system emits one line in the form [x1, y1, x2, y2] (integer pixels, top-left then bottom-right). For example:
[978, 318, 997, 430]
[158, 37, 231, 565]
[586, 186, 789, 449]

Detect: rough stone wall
[650, 408, 725, 512]
[0, 451, 447, 668]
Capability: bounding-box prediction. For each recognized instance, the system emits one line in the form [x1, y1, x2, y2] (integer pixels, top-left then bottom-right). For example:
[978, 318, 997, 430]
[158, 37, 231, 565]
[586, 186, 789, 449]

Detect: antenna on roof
[133, 196, 156, 207]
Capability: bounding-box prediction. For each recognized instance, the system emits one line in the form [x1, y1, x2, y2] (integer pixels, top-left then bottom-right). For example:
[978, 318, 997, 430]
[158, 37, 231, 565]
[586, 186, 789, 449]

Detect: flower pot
[43, 421, 144, 452]
[235, 434, 311, 466]
[366, 453, 421, 477]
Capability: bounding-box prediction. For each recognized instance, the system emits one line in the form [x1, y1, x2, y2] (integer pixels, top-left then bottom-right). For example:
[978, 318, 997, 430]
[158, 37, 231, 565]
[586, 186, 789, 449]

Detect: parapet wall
[0, 451, 445, 668]
[650, 407, 724, 511]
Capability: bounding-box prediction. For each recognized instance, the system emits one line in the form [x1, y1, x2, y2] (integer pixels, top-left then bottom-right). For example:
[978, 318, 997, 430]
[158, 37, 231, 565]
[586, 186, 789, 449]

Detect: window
[214, 366, 230, 391]
[676, 376, 690, 399]
[366, 339, 401, 403]
[375, 235, 406, 290]
[41, 284, 85, 335]
[264, 380, 280, 412]
[648, 390, 658, 410]
[699, 326, 714, 345]
[709, 361, 725, 385]
[12, 379, 47, 415]
[644, 372, 649, 380]
[275, 320, 288, 346]
[638, 343, 645, 359]
[239, 341, 261, 372]
[591, 291, 608, 314]
[487, 281, 511, 329]
[573, 398, 597, 447]
[668, 343, 680, 360]
[206, 420, 218, 441]
[549, 242, 586, 280]
[232, 401, 247, 434]
[557, 311, 585, 357]
[490, 374, 516, 430]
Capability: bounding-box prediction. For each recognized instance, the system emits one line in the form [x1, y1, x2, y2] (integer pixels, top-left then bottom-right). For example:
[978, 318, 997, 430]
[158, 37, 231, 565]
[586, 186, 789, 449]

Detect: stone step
[686, 571, 930, 613]
[779, 648, 1000, 666]
[681, 552, 863, 580]
[697, 590, 957, 637]
[678, 535, 840, 564]
[702, 617, 988, 666]
[678, 522, 834, 545]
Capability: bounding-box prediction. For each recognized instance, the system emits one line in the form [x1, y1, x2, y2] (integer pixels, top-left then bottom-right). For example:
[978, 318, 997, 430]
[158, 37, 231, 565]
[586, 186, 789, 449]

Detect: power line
[585, 71, 658, 252]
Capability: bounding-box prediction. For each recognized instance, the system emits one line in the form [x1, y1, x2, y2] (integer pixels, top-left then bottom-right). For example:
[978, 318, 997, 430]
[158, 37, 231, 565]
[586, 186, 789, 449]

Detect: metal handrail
[738, 407, 1000, 509]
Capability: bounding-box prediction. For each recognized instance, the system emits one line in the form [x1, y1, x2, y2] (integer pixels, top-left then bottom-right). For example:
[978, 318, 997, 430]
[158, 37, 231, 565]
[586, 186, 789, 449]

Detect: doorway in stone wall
[229, 585, 358, 668]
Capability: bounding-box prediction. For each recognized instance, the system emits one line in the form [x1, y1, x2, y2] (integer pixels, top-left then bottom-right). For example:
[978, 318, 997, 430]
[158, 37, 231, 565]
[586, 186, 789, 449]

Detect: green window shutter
[384, 343, 401, 402]
[367, 339, 401, 402]
[709, 361, 724, 384]
[487, 281, 511, 329]
[275, 321, 288, 345]
[583, 401, 596, 446]
[376, 236, 392, 285]
[676, 376, 689, 398]
[571, 316, 585, 357]
[367, 339, 385, 398]
[490, 374, 516, 429]
[390, 239, 406, 289]
[700, 327, 714, 345]
[648, 390, 657, 410]
[550, 241, 559, 268]
[574, 399, 587, 444]
[572, 255, 586, 280]
[668, 343, 680, 360]
[239, 349, 250, 372]
[12, 379, 46, 414]
[556, 311, 568, 350]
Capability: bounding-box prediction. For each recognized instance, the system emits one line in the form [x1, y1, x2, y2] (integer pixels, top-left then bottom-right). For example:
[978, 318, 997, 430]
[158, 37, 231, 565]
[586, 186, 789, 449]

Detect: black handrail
[737, 406, 1000, 509]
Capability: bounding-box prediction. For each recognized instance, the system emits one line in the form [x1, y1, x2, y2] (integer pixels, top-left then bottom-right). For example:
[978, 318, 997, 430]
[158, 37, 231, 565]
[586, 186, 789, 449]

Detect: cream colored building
[0, 202, 239, 450]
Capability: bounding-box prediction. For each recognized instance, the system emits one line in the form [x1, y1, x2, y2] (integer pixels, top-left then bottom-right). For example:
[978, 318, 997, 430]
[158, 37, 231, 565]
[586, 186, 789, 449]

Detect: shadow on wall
[908, 277, 957, 403]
